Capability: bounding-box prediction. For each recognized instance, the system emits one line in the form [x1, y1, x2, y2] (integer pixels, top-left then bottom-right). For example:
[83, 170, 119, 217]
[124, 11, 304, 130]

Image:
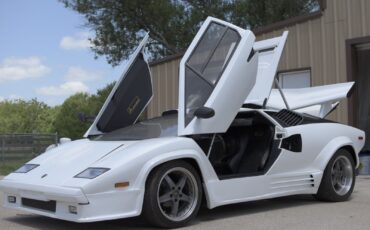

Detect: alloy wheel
[157, 167, 199, 222]
[331, 156, 353, 196]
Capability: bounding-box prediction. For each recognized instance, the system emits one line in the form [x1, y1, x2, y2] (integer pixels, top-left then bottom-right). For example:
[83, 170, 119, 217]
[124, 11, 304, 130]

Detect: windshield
[94, 114, 177, 141]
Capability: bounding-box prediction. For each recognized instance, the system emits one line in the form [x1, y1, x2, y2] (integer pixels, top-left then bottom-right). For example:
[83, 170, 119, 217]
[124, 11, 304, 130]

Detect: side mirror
[78, 112, 96, 123]
[194, 106, 215, 119]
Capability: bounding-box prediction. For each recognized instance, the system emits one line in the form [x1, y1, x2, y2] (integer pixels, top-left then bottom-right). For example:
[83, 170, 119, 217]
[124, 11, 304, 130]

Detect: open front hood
[85, 33, 153, 137]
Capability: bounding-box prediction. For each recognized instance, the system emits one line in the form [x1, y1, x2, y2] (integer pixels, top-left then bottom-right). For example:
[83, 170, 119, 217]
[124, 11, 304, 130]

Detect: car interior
[192, 111, 279, 179]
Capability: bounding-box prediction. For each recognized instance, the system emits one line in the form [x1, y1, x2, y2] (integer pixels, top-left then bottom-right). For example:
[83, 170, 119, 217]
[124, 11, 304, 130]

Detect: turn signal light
[115, 182, 130, 188]
[8, 196, 16, 203]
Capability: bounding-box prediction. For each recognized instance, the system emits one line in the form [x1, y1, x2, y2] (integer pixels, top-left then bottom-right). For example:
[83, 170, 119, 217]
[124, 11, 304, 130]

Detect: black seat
[226, 134, 249, 174]
[237, 125, 274, 174]
[209, 117, 275, 177]
[210, 127, 249, 175]
[212, 128, 250, 175]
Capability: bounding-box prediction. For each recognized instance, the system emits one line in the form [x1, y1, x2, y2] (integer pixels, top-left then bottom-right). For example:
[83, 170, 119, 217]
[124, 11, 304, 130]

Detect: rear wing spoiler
[266, 82, 355, 118]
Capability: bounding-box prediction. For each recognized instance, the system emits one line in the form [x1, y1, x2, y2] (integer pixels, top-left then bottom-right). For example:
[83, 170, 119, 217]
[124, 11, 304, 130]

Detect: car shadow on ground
[4, 195, 320, 230]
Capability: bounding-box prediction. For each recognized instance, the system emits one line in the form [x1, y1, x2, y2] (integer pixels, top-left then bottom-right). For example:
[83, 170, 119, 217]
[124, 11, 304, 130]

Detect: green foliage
[53, 93, 93, 139]
[54, 82, 114, 139]
[230, 0, 319, 29]
[0, 82, 115, 140]
[61, 0, 319, 66]
[0, 99, 56, 134]
[89, 81, 115, 113]
[0, 159, 31, 176]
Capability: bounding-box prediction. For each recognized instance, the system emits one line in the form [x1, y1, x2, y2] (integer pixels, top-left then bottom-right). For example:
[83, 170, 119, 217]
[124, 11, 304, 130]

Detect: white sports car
[0, 17, 365, 228]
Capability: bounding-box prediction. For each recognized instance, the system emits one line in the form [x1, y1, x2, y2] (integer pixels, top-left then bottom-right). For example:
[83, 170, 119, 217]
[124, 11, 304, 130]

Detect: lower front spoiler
[0, 180, 144, 222]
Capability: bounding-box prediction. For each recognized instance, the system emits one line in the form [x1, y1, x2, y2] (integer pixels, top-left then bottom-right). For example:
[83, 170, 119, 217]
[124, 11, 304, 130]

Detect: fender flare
[131, 149, 216, 214]
[313, 136, 358, 171]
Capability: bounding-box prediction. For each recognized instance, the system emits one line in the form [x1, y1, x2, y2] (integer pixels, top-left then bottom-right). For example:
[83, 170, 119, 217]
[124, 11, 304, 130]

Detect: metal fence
[0, 133, 58, 175]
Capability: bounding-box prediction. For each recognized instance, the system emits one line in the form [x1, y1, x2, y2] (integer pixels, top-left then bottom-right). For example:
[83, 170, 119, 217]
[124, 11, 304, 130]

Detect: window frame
[185, 22, 241, 87]
[277, 67, 312, 89]
[184, 22, 241, 126]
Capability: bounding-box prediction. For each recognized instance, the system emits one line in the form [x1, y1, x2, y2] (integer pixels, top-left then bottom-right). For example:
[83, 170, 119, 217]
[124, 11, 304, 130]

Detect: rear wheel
[143, 160, 202, 228]
[315, 149, 355, 202]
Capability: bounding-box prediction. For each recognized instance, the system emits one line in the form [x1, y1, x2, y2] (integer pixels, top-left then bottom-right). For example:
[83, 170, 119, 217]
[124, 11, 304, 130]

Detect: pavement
[0, 176, 369, 230]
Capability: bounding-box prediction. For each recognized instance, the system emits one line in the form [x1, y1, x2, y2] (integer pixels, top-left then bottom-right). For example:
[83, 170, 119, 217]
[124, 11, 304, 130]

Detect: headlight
[14, 164, 39, 173]
[74, 168, 110, 179]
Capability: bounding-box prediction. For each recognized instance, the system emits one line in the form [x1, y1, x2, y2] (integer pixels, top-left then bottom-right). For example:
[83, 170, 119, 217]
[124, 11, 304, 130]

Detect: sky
[0, 0, 127, 106]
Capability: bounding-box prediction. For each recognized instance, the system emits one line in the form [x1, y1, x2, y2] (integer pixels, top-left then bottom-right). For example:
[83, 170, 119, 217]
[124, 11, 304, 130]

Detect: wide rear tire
[315, 149, 356, 202]
[143, 160, 202, 228]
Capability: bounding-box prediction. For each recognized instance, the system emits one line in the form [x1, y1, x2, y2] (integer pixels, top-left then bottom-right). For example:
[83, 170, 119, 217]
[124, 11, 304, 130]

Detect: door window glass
[184, 22, 240, 126]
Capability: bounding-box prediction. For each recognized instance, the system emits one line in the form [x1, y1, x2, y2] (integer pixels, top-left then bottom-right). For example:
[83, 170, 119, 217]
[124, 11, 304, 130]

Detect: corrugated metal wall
[148, 0, 370, 124]
[148, 58, 180, 118]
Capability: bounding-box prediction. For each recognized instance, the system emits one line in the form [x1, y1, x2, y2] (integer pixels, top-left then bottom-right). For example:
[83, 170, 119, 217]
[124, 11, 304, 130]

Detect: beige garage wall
[147, 0, 370, 124]
[148, 58, 180, 118]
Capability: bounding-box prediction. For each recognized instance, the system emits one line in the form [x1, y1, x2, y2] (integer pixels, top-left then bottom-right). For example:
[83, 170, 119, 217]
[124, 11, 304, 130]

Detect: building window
[278, 69, 311, 89]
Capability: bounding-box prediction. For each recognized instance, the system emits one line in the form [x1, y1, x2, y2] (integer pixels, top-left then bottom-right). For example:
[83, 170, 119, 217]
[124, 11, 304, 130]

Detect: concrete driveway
[0, 176, 369, 230]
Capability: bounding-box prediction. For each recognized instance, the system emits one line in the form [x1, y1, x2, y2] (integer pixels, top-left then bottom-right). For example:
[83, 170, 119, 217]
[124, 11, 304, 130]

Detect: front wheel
[143, 160, 202, 228]
[315, 149, 356, 202]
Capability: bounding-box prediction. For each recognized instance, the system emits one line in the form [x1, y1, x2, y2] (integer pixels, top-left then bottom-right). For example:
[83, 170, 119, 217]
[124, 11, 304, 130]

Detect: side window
[185, 22, 240, 126]
[187, 23, 226, 73]
[278, 69, 311, 89]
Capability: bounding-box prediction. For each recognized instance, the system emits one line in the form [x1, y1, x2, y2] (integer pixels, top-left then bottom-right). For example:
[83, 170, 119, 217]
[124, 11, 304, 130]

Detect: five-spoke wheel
[157, 167, 199, 222]
[143, 160, 202, 228]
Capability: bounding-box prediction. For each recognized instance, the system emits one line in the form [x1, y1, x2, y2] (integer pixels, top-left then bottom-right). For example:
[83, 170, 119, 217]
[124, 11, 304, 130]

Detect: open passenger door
[244, 31, 289, 106]
[84, 33, 152, 137]
[178, 17, 259, 135]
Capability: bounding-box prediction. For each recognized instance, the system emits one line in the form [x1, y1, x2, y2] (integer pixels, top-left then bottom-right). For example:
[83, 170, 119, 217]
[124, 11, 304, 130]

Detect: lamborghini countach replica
[0, 17, 365, 228]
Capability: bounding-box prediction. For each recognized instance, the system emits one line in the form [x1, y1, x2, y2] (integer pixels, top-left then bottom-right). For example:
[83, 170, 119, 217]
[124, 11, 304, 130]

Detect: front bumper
[0, 179, 143, 222]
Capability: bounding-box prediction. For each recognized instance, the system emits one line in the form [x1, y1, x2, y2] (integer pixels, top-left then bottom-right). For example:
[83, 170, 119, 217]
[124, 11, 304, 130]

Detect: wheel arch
[134, 150, 215, 214]
[340, 145, 358, 166]
[143, 157, 207, 186]
[314, 136, 359, 171]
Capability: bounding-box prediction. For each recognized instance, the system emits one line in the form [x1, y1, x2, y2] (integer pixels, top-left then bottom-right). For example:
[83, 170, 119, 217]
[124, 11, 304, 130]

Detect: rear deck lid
[85, 33, 152, 137]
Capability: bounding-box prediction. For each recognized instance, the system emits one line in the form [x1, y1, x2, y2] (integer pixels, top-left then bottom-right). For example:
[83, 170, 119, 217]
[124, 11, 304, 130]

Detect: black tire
[315, 149, 356, 202]
[142, 160, 202, 228]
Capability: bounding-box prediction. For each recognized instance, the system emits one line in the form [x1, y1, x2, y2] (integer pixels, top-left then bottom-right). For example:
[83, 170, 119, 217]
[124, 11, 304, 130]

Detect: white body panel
[0, 111, 365, 221]
[267, 82, 354, 117]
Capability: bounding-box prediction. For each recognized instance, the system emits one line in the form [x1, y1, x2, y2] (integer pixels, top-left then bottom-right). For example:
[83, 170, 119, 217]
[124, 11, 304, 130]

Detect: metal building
[147, 0, 370, 149]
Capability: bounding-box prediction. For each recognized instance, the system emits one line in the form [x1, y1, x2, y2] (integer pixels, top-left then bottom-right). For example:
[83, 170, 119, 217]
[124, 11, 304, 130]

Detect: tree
[61, 0, 319, 66]
[0, 83, 114, 138]
[89, 81, 115, 114]
[0, 99, 56, 134]
[53, 82, 115, 139]
[53, 93, 93, 139]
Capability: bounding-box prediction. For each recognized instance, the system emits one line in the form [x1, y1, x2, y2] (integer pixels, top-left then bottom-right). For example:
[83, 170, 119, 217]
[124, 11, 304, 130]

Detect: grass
[0, 158, 31, 176]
